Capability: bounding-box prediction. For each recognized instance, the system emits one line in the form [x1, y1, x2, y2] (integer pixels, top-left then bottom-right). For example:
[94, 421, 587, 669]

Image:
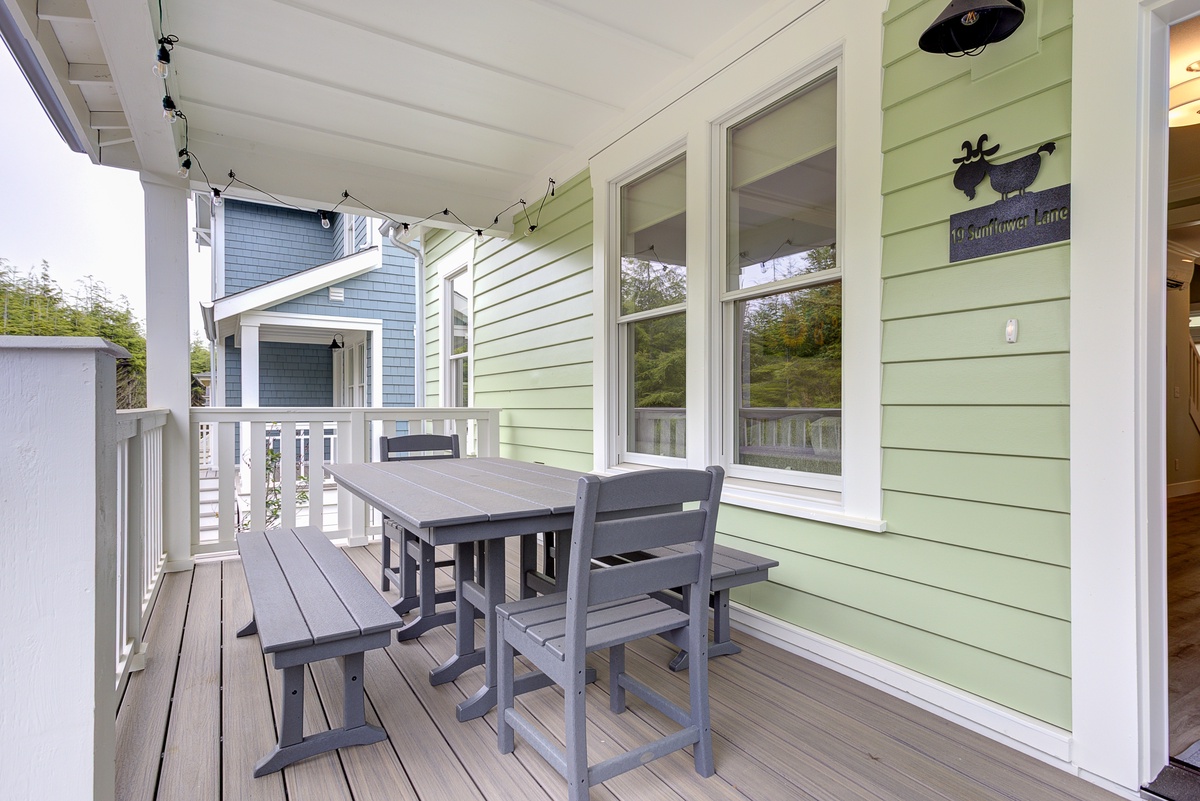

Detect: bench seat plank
[237, 530, 314, 653]
[294, 526, 402, 637]
[263, 528, 360, 649]
[236, 526, 404, 777]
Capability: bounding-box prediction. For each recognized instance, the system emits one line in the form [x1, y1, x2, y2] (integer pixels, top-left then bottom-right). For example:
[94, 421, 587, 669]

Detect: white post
[0, 337, 125, 801]
[143, 176, 194, 571]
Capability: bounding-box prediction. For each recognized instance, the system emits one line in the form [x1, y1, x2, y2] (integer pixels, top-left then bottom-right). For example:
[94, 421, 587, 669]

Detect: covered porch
[118, 544, 1120, 801]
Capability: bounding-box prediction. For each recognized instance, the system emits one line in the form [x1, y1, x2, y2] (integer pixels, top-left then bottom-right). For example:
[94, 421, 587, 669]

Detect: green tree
[621, 257, 687, 409]
[0, 259, 147, 407]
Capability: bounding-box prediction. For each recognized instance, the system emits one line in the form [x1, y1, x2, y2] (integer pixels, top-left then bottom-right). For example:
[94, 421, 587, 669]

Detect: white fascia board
[212, 246, 381, 323]
[237, 311, 383, 347]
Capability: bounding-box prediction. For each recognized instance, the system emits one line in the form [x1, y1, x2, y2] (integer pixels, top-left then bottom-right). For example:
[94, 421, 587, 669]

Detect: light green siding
[419, 0, 1074, 732]
[423, 172, 594, 470]
[872, 0, 1070, 727]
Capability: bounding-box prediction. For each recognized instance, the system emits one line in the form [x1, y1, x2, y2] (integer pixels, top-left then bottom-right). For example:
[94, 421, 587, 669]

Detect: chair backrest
[378, 433, 460, 462]
[565, 466, 724, 633]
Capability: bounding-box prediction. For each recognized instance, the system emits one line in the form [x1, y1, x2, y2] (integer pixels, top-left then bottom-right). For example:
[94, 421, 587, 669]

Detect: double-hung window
[723, 72, 841, 492]
[445, 268, 471, 407]
[618, 156, 687, 463]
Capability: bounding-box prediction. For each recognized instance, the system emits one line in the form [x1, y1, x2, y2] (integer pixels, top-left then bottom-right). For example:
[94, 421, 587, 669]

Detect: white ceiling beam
[87, 0, 181, 180]
[36, 0, 92, 23]
[89, 110, 127, 128]
[98, 130, 133, 146]
[67, 62, 112, 84]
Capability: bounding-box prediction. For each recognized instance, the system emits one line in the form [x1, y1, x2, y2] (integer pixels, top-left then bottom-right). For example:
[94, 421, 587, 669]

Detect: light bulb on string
[211, 188, 223, 207]
[177, 149, 191, 179]
[153, 40, 172, 79]
[162, 94, 178, 123]
[319, 210, 331, 229]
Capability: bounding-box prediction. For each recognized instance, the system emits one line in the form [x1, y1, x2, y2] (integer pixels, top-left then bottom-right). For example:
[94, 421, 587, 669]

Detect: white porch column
[143, 176, 194, 571]
[240, 321, 261, 407]
[0, 337, 125, 801]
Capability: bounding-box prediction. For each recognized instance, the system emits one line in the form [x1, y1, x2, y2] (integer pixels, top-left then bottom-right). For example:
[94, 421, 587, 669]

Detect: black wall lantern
[919, 0, 1025, 57]
[328, 333, 345, 350]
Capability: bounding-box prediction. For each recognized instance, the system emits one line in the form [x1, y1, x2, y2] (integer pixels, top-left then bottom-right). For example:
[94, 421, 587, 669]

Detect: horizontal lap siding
[424, 171, 593, 467]
[808, 0, 1070, 728]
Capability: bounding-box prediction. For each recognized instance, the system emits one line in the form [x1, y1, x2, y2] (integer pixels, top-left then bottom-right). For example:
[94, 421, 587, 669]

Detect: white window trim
[438, 239, 475, 408]
[591, 5, 883, 529]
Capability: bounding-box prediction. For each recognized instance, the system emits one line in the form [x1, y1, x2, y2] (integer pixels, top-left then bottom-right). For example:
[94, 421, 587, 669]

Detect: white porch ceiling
[4, 0, 787, 233]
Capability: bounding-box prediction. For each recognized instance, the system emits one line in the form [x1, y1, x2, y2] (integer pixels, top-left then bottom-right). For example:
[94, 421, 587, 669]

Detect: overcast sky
[0, 47, 210, 337]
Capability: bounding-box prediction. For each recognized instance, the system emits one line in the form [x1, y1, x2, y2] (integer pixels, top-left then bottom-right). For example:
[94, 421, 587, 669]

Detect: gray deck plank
[221, 559, 286, 800]
[118, 544, 1129, 801]
[262, 661, 355, 800]
[308, 656, 421, 801]
[343, 545, 563, 801]
[157, 563, 222, 801]
[116, 570, 191, 801]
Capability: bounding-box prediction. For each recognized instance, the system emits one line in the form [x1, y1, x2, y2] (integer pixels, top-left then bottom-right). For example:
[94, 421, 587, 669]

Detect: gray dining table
[324, 456, 585, 721]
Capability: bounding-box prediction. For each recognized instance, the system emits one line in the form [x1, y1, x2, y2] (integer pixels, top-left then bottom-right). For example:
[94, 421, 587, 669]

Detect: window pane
[450, 271, 470, 355]
[628, 312, 686, 457]
[621, 156, 686, 314]
[728, 74, 837, 292]
[735, 280, 841, 475]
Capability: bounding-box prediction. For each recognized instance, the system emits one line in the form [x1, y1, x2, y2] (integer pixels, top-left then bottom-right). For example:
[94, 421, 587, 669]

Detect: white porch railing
[112, 408, 169, 697]
[189, 406, 502, 556]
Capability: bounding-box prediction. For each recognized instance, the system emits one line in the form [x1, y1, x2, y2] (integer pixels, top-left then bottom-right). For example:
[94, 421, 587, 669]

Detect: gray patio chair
[496, 466, 724, 801]
[378, 433, 459, 619]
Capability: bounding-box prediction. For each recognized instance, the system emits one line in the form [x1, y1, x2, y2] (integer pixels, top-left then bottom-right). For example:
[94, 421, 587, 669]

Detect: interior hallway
[1170, 492, 1200, 756]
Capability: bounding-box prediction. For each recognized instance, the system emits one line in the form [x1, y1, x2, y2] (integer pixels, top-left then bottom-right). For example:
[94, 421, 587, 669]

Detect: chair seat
[499, 592, 688, 662]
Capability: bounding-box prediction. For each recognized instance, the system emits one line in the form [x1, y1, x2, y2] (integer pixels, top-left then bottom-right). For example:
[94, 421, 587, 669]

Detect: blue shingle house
[199, 197, 419, 410]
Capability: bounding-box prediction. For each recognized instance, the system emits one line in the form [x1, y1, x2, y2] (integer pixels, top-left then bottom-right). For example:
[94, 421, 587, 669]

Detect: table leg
[429, 541, 485, 685]
[456, 536, 507, 720]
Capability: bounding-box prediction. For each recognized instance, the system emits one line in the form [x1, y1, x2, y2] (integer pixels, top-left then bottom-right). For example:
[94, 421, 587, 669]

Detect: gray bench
[237, 525, 403, 777]
[643, 542, 779, 670]
[527, 534, 777, 671]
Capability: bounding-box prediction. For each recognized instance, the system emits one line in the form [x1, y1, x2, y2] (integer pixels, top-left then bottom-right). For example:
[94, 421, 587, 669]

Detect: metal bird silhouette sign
[947, 134, 1070, 262]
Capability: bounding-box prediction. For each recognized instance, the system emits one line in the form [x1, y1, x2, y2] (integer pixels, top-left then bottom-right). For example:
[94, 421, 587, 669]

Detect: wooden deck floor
[116, 542, 1124, 801]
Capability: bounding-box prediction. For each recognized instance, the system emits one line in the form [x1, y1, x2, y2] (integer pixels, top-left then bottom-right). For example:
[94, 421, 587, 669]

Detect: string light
[319, 210, 331, 229]
[153, 35, 177, 79]
[177, 148, 191, 178]
[162, 93, 178, 122]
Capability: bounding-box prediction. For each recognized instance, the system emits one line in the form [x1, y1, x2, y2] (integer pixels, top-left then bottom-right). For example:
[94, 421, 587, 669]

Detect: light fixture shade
[329, 334, 344, 350]
[918, 0, 1025, 56]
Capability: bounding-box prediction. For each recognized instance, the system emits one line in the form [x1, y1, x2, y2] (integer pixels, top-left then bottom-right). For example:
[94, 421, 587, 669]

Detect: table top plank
[325, 458, 585, 532]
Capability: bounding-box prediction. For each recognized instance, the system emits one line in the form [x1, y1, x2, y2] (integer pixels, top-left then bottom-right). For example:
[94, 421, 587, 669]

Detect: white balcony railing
[190, 406, 502, 555]
[112, 408, 169, 696]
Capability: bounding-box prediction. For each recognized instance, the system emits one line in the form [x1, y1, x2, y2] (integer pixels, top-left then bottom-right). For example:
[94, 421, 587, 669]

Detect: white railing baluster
[189, 407, 502, 553]
[280, 421, 297, 529]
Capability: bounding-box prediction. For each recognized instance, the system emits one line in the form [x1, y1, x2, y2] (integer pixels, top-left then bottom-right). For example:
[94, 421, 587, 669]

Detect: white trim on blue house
[207, 246, 382, 327]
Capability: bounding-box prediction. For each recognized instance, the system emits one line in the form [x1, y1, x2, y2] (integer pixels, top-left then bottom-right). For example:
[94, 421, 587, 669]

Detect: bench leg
[253, 656, 387, 778]
[237, 619, 257, 637]
[668, 588, 741, 672]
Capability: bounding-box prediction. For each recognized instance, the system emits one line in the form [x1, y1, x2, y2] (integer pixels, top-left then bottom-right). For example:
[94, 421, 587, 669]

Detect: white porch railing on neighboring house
[189, 407, 502, 556]
[112, 408, 169, 697]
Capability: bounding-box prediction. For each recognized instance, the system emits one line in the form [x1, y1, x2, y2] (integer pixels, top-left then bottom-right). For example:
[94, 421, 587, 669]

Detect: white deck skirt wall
[0, 338, 128, 801]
